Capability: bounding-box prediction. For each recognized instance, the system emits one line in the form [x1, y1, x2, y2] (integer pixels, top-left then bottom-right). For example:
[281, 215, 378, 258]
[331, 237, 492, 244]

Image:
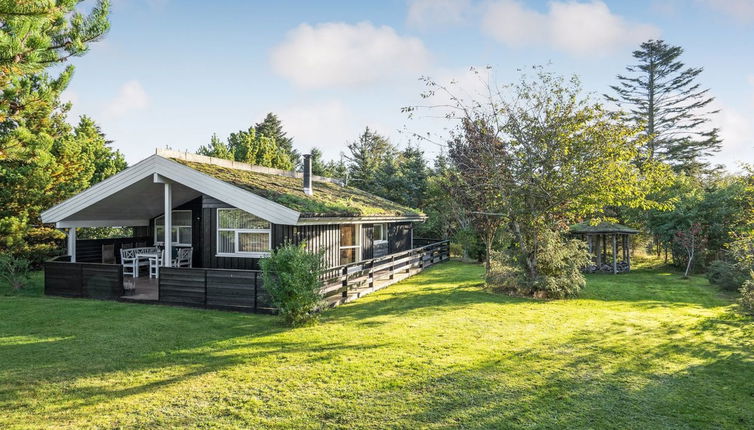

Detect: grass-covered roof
[173, 159, 424, 218]
[570, 221, 639, 234]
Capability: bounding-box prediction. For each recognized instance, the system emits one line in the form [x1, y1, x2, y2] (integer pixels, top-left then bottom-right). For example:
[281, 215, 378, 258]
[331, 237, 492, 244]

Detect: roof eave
[295, 214, 426, 226]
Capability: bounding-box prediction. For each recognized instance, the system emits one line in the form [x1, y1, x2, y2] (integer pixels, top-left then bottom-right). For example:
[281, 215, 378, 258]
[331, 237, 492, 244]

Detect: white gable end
[40, 155, 301, 227]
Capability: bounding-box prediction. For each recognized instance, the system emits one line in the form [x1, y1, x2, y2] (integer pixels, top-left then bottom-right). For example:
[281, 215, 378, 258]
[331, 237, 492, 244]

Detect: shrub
[487, 230, 591, 299]
[739, 278, 754, 315]
[260, 243, 324, 326]
[0, 254, 31, 291]
[707, 260, 747, 291]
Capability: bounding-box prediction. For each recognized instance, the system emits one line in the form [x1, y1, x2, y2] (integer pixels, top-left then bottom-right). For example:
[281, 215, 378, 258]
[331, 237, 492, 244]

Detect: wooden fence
[44, 257, 124, 300]
[320, 240, 450, 306]
[157, 240, 450, 313]
[158, 267, 274, 313]
[44, 240, 450, 313]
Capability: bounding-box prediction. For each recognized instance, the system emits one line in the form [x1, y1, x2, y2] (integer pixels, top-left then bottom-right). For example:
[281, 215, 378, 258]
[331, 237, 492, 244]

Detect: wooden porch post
[163, 182, 172, 267]
[67, 227, 77, 262]
[626, 235, 631, 271]
[595, 234, 602, 267]
[612, 234, 617, 274]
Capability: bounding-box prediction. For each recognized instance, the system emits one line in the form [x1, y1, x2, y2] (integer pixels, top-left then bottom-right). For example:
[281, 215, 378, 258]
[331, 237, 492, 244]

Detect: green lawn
[1, 261, 752, 429]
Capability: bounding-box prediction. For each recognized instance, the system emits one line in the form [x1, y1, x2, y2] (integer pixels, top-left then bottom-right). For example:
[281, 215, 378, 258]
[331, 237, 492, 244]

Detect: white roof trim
[56, 219, 150, 228]
[296, 215, 426, 226]
[41, 154, 302, 225]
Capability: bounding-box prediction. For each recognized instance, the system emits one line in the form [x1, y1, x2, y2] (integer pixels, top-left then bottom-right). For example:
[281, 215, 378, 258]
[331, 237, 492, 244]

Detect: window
[373, 223, 388, 244]
[217, 208, 271, 257]
[340, 224, 360, 265]
[155, 210, 192, 246]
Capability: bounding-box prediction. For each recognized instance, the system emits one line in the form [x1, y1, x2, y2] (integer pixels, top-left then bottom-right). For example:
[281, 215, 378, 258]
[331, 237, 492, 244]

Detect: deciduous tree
[410, 67, 672, 296]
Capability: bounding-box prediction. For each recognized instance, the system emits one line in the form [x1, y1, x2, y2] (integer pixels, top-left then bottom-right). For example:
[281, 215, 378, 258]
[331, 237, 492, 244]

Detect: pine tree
[255, 113, 299, 167]
[344, 127, 394, 191]
[310, 147, 347, 181]
[73, 115, 126, 184]
[0, 0, 110, 92]
[197, 133, 232, 159]
[0, 1, 112, 262]
[228, 127, 292, 170]
[606, 39, 721, 174]
[1, 73, 123, 262]
[397, 145, 428, 208]
[310, 147, 327, 175]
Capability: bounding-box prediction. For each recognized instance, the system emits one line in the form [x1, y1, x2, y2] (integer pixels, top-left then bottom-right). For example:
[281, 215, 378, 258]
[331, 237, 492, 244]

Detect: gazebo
[570, 222, 639, 274]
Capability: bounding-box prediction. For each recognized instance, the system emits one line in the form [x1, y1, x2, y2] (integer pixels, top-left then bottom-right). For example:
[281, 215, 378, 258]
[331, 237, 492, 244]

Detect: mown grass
[0, 261, 752, 429]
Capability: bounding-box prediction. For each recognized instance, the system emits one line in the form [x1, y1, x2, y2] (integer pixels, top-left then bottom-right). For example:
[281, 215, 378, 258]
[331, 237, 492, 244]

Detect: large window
[340, 224, 360, 265]
[373, 223, 388, 244]
[217, 208, 271, 257]
[155, 210, 192, 246]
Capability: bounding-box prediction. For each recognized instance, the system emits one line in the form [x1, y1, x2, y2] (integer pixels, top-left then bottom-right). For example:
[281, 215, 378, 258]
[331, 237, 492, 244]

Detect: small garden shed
[571, 222, 639, 274]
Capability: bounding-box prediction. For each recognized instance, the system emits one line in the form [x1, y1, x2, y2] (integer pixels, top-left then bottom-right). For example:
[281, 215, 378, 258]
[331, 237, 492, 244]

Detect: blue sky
[62, 0, 754, 169]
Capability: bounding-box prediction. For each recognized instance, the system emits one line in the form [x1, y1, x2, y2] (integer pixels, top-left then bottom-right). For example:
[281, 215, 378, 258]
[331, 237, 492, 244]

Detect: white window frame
[155, 210, 192, 246]
[216, 208, 272, 258]
[340, 224, 361, 265]
[373, 223, 388, 245]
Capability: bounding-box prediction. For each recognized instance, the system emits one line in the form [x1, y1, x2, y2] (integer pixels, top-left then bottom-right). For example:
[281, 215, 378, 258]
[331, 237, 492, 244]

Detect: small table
[136, 252, 161, 278]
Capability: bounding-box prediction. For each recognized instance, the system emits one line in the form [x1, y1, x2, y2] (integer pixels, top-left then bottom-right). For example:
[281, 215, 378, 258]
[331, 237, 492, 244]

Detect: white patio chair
[120, 248, 140, 277]
[173, 247, 193, 268]
[149, 249, 165, 279]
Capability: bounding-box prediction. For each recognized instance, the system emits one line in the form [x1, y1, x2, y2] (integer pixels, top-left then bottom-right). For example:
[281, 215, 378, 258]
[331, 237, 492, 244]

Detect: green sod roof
[173, 159, 424, 219]
[570, 221, 639, 234]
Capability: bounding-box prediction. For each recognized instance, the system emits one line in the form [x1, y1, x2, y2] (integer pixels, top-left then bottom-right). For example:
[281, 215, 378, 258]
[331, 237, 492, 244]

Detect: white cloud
[60, 89, 79, 105]
[407, 0, 472, 29]
[698, 0, 754, 22]
[710, 101, 754, 169]
[482, 0, 660, 56]
[270, 22, 431, 89]
[104, 80, 149, 119]
[278, 100, 354, 158]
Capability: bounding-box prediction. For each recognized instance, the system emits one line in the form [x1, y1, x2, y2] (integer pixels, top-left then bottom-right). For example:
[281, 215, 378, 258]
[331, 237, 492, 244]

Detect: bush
[260, 243, 324, 326]
[453, 227, 486, 262]
[0, 254, 31, 291]
[487, 230, 591, 299]
[739, 278, 754, 315]
[707, 260, 748, 291]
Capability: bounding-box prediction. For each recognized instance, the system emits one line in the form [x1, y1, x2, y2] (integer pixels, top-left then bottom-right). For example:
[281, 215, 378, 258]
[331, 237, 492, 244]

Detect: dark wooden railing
[45, 240, 450, 313]
[158, 267, 274, 313]
[44, 256, 124, 300]
[320, 240, 450, 306]
[157, 240, 450, 312]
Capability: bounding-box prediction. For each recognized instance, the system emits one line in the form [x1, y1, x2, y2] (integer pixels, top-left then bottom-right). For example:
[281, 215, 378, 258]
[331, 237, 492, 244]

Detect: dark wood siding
[204, 196, 262, 270]
[199, 196, 414, 270]
[75, 236, 151, 264]
[148, 196, 203, 267]
[272, 224, 341, 269]
[389, 222, 412, 254]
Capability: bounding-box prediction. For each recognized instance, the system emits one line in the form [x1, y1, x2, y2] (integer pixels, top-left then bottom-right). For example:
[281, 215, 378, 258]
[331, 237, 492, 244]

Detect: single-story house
[42, 149, 426, 270]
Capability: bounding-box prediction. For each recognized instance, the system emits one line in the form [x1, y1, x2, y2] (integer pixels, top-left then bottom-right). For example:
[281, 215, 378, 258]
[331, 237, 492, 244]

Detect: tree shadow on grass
[394, 314, 754, 429]
[0, 297, 388, 417]
[326, 262, 733, 328]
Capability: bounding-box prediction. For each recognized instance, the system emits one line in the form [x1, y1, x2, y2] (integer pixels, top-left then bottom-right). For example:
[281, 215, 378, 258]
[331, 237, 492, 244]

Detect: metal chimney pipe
[303, 154, 313, 195]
